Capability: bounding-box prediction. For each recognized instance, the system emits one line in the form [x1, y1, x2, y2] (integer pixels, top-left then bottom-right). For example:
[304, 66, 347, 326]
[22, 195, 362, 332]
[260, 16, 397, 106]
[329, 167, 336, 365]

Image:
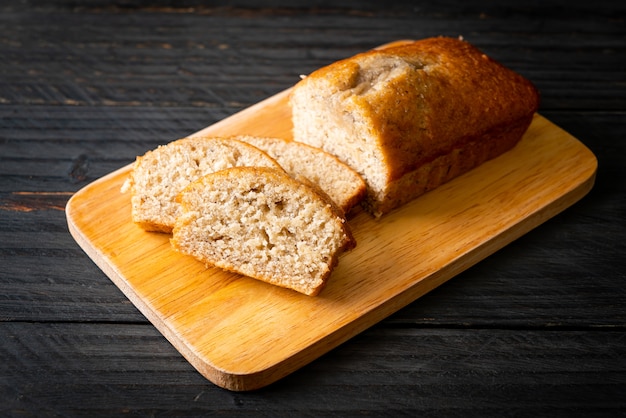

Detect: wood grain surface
[66, 79, 596, 390]
[2, 0, 625, 414]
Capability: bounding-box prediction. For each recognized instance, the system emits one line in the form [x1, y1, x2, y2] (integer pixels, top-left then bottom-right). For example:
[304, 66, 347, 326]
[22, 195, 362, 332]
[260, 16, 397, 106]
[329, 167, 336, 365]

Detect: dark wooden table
[2, 1, 625, 416]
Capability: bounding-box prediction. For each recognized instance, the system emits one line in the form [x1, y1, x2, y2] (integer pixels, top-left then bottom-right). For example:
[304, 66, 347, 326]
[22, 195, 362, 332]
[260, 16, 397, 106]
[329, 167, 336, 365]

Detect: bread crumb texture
[232, 135, 366, 214]
[171, 167, 355, 296]
[121, 137, 282, 232]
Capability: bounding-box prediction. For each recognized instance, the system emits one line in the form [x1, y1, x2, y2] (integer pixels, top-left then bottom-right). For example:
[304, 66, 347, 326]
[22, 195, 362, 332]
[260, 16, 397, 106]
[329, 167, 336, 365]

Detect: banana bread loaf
[290, 37, 540, 217]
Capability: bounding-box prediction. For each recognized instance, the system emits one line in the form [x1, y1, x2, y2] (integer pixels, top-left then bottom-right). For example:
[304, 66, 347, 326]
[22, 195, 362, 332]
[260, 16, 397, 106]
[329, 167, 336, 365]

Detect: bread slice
[233, 135, 366, 214]
[171, 166, 356, 296]
[121, 137, 283, 233]
[290, 37, 540, 217]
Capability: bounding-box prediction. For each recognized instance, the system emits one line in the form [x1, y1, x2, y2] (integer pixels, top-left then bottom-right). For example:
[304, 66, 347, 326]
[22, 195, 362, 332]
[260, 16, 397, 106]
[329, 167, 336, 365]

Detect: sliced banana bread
[171, 166, 355, 296]
[121, 137, 282, 233]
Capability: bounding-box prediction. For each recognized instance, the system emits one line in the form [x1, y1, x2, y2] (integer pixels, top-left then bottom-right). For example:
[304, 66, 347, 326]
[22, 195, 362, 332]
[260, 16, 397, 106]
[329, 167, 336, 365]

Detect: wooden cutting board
[66, 75, 597, 392]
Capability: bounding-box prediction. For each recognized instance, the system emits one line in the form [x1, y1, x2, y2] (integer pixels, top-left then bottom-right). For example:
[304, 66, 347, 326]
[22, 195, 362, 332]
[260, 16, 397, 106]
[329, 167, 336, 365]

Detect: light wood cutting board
[66, 68, 597, 392]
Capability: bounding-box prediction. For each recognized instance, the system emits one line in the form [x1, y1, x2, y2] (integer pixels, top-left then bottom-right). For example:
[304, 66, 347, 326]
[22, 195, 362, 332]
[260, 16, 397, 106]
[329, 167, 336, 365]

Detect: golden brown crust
[291, 37, 540, 217]
[305, 37, 539, 180]
[367, 114, 534, 215]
